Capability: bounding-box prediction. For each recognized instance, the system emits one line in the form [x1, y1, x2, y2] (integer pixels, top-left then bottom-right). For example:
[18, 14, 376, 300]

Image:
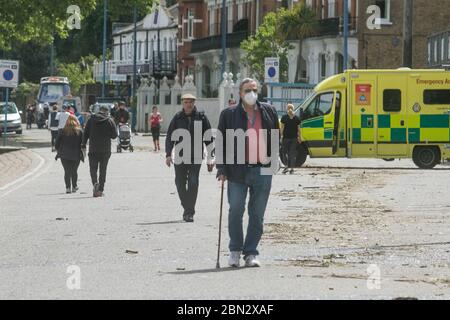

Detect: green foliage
[12, 82, 40, 108]
[241, 4, 318, 82]
[241, 11, 292, 82]
[0, 0, 156, 51]
[278, 3, 318, 41]
[56, 55, 98, 95]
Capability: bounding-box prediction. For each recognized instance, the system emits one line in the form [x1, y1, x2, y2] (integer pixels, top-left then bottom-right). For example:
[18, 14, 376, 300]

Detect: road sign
[0, 60, 19, 88]
[265, 57, 279, 83]
[108, 74, 127, 82]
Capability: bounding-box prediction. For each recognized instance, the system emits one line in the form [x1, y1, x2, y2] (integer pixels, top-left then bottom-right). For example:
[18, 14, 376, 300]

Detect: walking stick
[216, 179, 225, 269]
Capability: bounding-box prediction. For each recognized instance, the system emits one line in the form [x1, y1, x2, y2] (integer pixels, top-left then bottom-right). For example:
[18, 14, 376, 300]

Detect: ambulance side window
[423, 90, 450, 104]
[302, 92, 334, 120]
[383, 89, 402, 112]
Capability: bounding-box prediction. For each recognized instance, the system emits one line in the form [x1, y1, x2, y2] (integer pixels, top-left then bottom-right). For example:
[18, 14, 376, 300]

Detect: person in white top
[56, 104, 71, 130]
[47, 104, 60, 152]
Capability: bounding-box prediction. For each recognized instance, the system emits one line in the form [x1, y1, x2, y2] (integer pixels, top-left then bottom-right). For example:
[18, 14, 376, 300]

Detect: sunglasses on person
[244, 89, 258, 94]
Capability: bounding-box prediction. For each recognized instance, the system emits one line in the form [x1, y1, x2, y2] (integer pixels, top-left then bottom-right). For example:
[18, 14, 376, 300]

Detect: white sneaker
[244, 255, 261, 268]
[228, 251, 241, 268]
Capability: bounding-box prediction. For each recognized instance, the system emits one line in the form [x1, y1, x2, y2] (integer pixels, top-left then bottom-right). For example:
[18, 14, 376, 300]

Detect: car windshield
[0, 103, 18, 114]
[38, 83, 70, 103]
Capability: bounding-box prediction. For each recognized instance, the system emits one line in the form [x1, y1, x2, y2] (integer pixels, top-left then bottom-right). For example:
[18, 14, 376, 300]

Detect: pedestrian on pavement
[149, 105, 163, 152]
[26, 104, 34, 129]
[216, 78, 280, 268]
[280, 104, 301, 174]
[82, 105, 117, 198]
[56, 104, 71, 131]
[55, 115, 83, 194]
[165, 93, 214, 223]
[48, 104, 59, 152]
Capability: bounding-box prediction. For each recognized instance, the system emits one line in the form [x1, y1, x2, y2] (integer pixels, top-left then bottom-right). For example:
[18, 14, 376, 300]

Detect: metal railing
[191, 31, 249, 54]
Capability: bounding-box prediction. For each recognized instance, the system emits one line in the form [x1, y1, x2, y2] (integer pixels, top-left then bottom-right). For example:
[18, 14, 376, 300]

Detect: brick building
[358, 0, 450, 69]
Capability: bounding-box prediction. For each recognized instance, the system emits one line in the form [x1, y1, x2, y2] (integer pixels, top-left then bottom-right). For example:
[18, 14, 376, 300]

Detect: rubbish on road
[55, 218, 68, 221]
[176, 268, 186, 271]
[125, 250, 139, 255]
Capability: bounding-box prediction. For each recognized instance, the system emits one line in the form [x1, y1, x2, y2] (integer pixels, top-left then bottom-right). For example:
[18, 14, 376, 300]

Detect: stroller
[117, 123, 134, 153]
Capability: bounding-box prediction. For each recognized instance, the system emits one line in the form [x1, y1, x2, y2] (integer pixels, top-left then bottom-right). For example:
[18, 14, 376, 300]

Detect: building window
[442, 38, 445, 61]
[375, 0, 391, 24]
[320, 54, 326, 81]
[428, 41, 431, 64]
[448, 36, 450, 59]
[383, 89, 402, 112]
[434, 40, 438, 63]
[187, 9, 194, 39]
[336, 53, 344, 73]
[424, 90, 450, 105]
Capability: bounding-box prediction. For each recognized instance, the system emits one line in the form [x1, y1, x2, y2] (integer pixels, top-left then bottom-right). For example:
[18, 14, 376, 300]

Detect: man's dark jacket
[166, 107, 213, 164]
[114, 108, 130, 124]
[216, 101, 280, 183]
[82, 113, 117, 154]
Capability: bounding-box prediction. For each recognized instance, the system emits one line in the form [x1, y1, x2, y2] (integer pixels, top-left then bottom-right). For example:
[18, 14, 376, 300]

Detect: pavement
[0, 127, 449, 300]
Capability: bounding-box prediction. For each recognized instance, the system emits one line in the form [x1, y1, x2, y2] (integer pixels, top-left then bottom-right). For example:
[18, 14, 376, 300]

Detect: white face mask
[244, 91, 258, 106]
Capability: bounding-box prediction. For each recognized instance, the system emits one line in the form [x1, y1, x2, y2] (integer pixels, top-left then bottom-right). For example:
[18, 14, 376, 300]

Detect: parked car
[0, 102, 23, 135]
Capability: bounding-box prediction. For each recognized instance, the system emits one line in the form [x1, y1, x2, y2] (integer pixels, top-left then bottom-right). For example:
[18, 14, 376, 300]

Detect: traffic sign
[265, 57, 279, 83]
[0, 60, 19, 88]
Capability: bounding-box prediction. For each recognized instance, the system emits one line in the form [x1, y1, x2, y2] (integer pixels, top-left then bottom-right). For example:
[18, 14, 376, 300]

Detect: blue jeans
[227, 167, 273, 257]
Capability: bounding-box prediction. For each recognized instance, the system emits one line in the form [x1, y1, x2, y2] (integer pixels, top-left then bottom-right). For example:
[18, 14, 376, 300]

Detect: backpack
[50, 112, 59, 128]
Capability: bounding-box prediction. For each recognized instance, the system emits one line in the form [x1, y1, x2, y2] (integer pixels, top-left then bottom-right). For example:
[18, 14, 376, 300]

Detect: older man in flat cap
[165, 93, 214, 222]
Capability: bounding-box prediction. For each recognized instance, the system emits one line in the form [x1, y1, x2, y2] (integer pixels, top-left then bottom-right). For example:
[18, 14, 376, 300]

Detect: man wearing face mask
[216, 78, 280, 268]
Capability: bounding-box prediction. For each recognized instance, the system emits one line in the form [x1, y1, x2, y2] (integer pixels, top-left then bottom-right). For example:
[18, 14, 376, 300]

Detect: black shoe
[185, 215, 194, 223]
[282, 168, 289, 174]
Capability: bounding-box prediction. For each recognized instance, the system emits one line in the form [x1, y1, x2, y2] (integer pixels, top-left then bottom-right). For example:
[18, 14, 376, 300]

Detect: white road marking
[0, 151, 47, 199]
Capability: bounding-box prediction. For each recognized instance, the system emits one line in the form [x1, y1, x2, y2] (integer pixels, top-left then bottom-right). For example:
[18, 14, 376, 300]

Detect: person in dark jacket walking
[166, 93, 214, 222]
[280, 104, 301, 174]
[55, 115, 83, 194]
[216, 78, 280, 268]
[48, 104, 59, 152]
[82, 106, 117, 197]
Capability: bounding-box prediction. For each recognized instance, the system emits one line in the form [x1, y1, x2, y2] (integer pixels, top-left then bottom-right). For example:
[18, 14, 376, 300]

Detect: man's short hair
[239, 78, 258, 92]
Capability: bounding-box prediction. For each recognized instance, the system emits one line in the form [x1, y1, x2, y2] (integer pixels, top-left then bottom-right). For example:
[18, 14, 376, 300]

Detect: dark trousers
[89, 153, 111, 192]
[61, 159, 80, 189]
[174, 164, 201, 216]
[50, 130, 58, 147]
[282, 138, 298, 168]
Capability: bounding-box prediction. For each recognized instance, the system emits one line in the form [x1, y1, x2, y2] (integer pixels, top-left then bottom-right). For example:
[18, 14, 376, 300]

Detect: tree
[278, 3, 318, 82]
[241, 11, 292, 82]
[0, 0, 156, 51]
[56, 55, 98, 95]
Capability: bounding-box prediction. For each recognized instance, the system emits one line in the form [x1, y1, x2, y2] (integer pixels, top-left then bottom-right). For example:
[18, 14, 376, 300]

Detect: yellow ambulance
[291, 69, 450, 169]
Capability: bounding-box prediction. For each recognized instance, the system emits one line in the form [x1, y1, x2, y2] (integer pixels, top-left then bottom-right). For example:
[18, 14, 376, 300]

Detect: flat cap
[181, 93, 197, 100]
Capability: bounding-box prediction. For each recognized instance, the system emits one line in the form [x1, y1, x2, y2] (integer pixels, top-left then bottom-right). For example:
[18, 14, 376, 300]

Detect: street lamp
[102, 0, 108, 98]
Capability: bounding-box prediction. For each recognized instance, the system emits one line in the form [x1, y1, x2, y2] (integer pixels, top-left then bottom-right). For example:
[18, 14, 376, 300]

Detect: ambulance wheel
[413, 146, 440, 169]
[296, 144, 308, 167]
[117, 146, 122, 153]
[130, 146, 134, 153]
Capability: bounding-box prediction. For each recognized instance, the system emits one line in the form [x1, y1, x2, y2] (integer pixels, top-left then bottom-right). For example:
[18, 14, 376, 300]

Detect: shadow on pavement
[166, 267, 244, 275]
[136, 220, 185, 226]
